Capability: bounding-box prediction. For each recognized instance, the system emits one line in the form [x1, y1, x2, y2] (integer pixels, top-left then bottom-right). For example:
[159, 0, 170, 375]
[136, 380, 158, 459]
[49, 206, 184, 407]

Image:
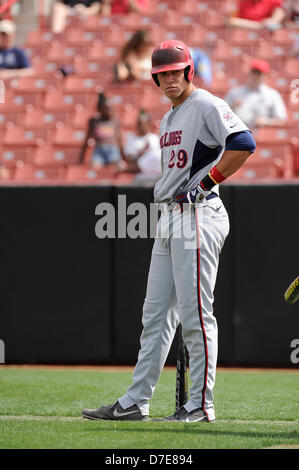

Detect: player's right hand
[174, 184, 205, 212]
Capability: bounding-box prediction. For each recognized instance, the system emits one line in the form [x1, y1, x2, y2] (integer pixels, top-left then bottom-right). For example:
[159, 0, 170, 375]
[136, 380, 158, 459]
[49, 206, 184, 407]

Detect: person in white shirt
[113, 30, 154, 82]
[224, 59, 287, 129]
[118, 110, 161, 182]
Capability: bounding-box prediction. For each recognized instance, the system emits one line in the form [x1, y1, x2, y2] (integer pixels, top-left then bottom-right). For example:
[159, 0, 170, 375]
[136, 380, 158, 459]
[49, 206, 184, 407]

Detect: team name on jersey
[160, 130, 182, 149]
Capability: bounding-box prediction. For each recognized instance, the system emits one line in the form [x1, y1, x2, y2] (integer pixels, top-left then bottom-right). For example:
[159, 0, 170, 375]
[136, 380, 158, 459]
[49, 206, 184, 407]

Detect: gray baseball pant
[119, 197, 229, 420]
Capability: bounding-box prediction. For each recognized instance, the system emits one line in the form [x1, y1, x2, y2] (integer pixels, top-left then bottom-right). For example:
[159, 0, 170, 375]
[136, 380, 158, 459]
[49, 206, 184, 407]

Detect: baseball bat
[175, 323, 189, 410]
[284, 275, 299, 304]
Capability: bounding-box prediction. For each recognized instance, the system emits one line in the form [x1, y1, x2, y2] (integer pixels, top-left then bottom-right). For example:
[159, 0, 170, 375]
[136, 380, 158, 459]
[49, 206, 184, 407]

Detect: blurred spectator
[290, 32, 299, 56]
[227, 0, 286, 30]
[0, 164, 9, 180]
[284, 1, 299, 56]
[51, 0, 102, 33]
[190, 47, 213, 87]
[104, 0, 149, 14]
[0, 0, 13, 20]
[118, 110, 161, 182]
[79, 92, 122, 166]
[113, 30, 154, 82]
[224, 59, 288, 128]
[0, 20, 33, 78]
[282, 0, 299, 23]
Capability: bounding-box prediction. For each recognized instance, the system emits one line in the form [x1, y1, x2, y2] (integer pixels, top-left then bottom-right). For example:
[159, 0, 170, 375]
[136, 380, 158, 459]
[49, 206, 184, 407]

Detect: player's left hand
[174, 184, 205, 212]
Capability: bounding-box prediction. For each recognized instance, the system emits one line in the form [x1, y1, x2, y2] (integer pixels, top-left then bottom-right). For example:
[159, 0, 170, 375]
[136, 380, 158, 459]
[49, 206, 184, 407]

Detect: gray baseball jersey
[154, 88, 249, 202]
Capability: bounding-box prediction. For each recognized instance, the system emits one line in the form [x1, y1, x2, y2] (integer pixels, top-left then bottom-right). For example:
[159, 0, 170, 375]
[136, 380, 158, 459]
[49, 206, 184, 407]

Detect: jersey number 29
[168, 149, 188, 169]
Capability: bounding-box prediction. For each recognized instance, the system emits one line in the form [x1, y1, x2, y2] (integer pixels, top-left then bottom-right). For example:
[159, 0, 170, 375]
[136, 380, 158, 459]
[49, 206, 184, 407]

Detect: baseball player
[82, 40, 256, 422]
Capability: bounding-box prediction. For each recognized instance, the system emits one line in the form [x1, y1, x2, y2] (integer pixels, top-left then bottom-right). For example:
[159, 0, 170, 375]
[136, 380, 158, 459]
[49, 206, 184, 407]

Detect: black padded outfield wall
[0, 184, 298, 366]
[0, 186, 113, 363]
[233, 185, 299, 366]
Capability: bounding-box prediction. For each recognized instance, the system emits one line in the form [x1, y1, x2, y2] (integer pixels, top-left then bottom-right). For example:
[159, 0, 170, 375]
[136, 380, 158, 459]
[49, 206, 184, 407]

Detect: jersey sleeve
[205, 105, 249, 148]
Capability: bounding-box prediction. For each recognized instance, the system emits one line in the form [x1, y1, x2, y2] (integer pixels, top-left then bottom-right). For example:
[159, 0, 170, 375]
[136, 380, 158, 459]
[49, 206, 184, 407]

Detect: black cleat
[154, 406, 214, 422]
[82, 401, 148, 421]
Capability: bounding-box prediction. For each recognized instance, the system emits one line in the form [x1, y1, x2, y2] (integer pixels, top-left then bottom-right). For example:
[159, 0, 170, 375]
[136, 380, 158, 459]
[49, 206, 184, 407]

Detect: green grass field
[0, 366, 298, 449]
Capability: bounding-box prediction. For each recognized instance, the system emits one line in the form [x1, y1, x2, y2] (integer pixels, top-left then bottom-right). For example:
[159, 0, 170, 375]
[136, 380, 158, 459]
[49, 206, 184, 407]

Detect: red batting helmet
[151, 40, 194, 87]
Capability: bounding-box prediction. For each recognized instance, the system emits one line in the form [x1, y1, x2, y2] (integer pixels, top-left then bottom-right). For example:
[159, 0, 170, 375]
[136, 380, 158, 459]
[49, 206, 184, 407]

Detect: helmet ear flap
[184, 66, 190, 82]
[152, 73, 160, 87]
[184, 65, 194, 83]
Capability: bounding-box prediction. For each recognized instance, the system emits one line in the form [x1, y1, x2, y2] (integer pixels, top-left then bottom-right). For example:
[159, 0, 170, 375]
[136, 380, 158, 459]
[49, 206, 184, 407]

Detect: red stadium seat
[84, 14, 115, 31]
[1, 90, 43, 110]
[290, 138, 299, 176]
[254, 39, 287, 71]
[141, 105, 170, 122]
[254, 130, 298, 177]
[212, 39, 252, 61]
[65, 164, 117, 182]
[53, 126, 86, 146]
[47, 41, 88, 62]
[0, 147, 33, 167]
[271, 29, 297, 47]
[118, 103, 140, 131]
[73, 58, 101, 77]
[70, 106, 94, 129]
[87, 41, 119, 60]
[255, 127, 294, 145]
[203, 9, 224, 28]
[228, 162, 279, 181]
[13, 166, 66, 182]
[114, 172, 135, 185]
[212, 56, 247, 76]
[3, 125, 50, 146]
[207, 73, 241, 97]
[13, 92, 44, 108]
[65, 29, 101, 46]
[9, 75, 58, 92]
[164, 28, 192, 43]
[287, 98, 299, 124]
[284, 59, 299, 78]
[72, 57, 114, 84]
[62, 76, 103, 94]
[0, 110, 21, 127]
[144, 23, 165, 44]
[25, 30, 61, 47]
[138, 14, 160, 26]
[32, 144, 81, 167]
[266, 73, 290, 96]
[177, 0, 203, 14]
[138, 87, 170, 109]
[107, 84, 145, 110]
[229, 28, 261, 49]
[44, 90, 96, 111]
[117, 12, 147, 28]
[24, 44, 52, 60]
[187, 25, 209, 47]
[23, 108, 68, 128]
[163, 10, 200, 27]
[30, 56, 73, 76]
[250, 146, 294, 178]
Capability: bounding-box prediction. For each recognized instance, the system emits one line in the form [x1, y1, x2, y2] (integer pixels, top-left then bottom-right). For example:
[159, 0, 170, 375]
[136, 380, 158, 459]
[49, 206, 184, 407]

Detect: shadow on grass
[81, 422, 299, 442]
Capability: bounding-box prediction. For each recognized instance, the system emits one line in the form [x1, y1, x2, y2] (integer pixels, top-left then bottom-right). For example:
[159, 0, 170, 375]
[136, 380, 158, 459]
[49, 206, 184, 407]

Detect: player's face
[157, 69, 191, 107]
